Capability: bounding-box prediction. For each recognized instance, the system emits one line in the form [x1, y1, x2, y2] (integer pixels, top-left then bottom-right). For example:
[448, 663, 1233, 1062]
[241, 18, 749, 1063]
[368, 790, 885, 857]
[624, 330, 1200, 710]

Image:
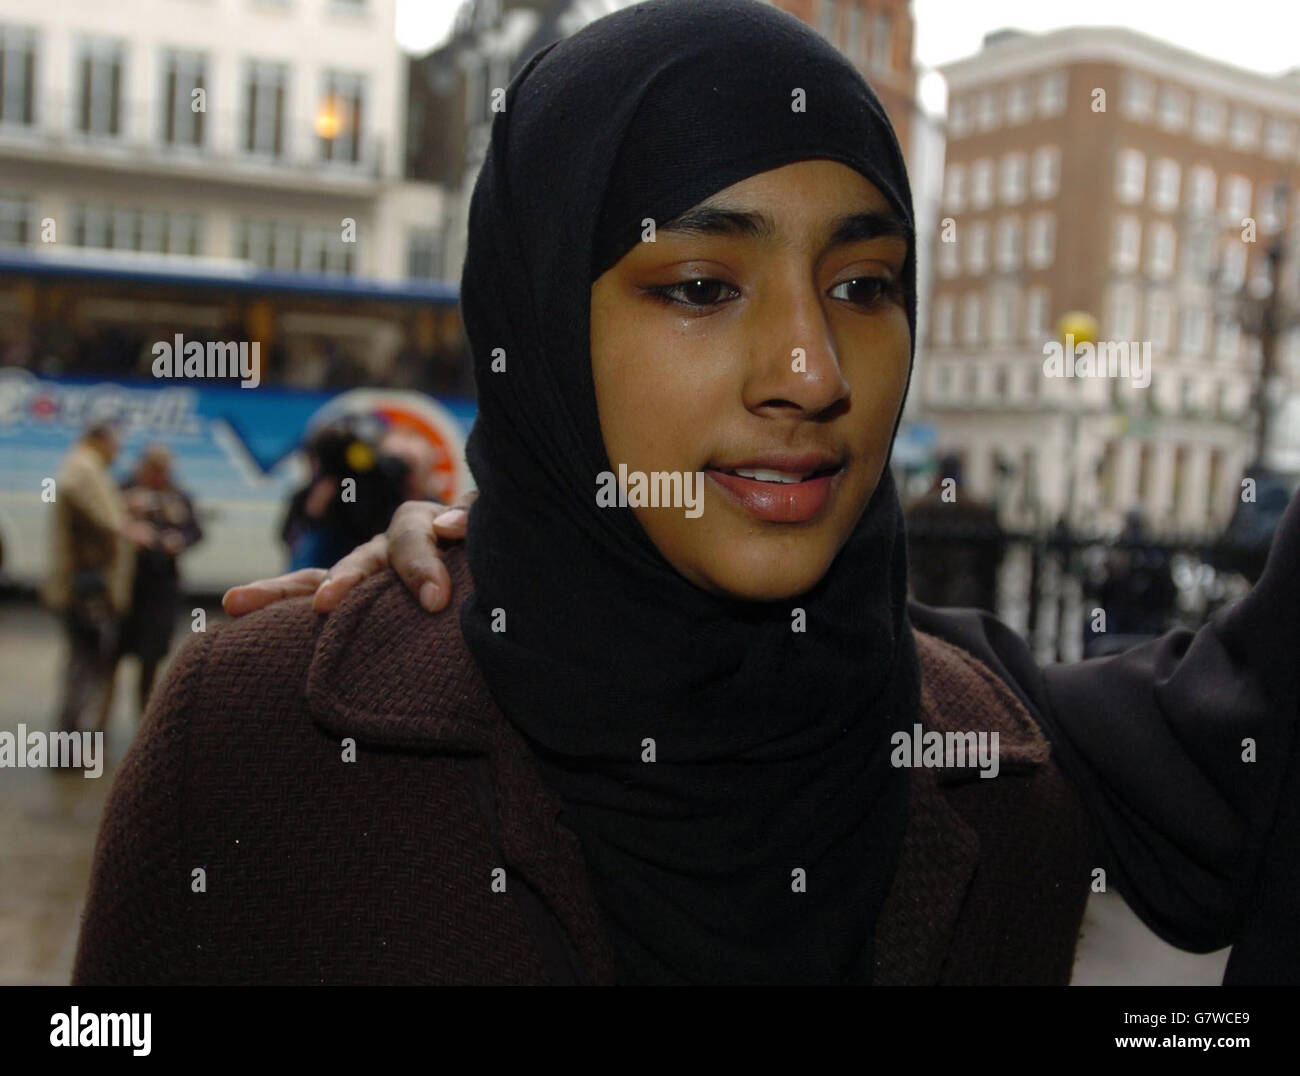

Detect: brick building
[924, 26, 1300, 534]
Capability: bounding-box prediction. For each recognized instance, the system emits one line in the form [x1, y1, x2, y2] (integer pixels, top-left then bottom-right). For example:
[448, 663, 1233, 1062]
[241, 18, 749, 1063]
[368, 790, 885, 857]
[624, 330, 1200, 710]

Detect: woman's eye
[650, 278, 739, 308]
[829, 276, 893, 307]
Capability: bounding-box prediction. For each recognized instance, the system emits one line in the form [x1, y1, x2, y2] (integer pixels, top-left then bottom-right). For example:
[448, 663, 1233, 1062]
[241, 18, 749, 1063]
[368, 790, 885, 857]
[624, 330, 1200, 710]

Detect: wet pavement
[0, 597, 1230, 985]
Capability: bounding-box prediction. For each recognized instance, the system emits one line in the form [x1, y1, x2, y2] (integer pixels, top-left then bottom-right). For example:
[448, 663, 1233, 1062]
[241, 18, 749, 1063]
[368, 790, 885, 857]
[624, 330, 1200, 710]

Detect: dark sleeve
[908, 489, 1300, 979]
[71, 629, 211, 984]
[179, 490, 203, 548]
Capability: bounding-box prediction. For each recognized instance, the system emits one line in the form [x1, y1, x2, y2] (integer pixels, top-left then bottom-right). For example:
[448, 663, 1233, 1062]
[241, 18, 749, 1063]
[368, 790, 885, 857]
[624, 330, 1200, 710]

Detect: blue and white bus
[0, 249, 474, 593]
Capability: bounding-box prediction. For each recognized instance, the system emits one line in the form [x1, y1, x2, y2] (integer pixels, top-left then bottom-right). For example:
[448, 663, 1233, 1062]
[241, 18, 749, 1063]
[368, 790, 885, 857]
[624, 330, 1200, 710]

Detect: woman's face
[590, 158, 912, 601]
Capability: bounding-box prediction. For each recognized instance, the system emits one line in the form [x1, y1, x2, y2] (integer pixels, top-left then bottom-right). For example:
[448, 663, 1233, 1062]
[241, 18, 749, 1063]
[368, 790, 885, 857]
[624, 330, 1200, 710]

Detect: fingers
[311, 535, 390, 613]
[222, 569, 327, 617]
[386, 504, 453, 612]
[432, 507, 468, 538]
[433, 489, 478, 538]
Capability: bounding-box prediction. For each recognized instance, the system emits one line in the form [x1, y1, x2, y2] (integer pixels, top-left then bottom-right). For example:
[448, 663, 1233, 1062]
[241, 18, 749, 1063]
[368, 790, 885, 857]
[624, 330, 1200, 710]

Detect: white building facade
[0, 0, 442, 281]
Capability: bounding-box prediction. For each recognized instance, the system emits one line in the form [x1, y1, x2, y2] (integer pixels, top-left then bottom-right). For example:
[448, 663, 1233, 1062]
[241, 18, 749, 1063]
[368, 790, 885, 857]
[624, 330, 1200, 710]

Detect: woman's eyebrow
[658, 205, 911, 250]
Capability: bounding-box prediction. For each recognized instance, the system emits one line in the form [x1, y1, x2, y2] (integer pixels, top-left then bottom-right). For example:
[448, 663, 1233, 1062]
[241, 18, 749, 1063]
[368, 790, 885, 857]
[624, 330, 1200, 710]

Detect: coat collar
[913, 628, 1051, 784]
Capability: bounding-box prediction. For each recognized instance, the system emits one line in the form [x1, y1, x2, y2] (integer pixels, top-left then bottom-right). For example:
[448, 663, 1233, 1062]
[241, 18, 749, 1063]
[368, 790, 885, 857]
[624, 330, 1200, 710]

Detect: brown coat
[73, 545, 1095, 985]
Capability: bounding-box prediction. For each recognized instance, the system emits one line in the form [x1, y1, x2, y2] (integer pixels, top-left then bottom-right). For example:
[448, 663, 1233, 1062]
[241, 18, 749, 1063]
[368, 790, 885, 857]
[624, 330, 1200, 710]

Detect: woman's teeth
[733, 468, 807, 484]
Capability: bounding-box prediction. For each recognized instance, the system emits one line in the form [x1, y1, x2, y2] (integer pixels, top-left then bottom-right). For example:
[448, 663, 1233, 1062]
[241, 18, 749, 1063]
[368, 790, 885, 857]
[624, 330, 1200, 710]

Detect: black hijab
[458, 0, 920, 984]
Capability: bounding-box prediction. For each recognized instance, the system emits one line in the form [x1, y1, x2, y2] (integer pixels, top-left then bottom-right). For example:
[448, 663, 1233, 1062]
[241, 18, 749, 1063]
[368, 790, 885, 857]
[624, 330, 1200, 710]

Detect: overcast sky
[397, 0, 1300, 113]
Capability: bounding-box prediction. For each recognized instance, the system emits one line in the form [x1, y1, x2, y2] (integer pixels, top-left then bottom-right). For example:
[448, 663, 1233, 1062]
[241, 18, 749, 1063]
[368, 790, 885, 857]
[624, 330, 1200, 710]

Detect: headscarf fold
[459, 0, 921, 984]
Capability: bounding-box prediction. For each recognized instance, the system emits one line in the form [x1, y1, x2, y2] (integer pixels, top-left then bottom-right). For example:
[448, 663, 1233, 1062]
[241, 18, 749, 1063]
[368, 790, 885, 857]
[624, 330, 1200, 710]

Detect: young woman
[75, 0, 1299, 985]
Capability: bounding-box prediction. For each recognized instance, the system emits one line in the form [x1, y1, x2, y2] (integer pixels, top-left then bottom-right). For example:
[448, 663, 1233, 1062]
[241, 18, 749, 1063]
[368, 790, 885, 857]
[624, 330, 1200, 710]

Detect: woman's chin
[688, 550, 836, 604]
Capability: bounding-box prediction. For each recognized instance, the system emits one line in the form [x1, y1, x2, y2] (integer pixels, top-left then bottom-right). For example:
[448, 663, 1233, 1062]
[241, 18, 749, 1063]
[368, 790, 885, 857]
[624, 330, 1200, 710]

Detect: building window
[999, 152, 1027, 204]
[1150, 158, 1180, 212]
[244, 59, 289, 158]
[1188, 165, 1216, 213]
[1112, 215, 1141, 273]
[1023, 286, 1049, 340]
[1120, 75, 1154, 120]
[1218, 241, 1246, 291]
[1038, 73, 1066, 117]
[1110, 285, 1140, 339]
[932, 295, 954, 346]
[1115, 148, 1145, 204]
[948, 96, 970, 138]
[76, 36, 125, 137]
[1136, 443, 1154, 503]
[318, 69, 365, 164]
[1264, 117, 1293, 158]
[160, 48, 206, 148]
[1208, 448, 1225, 516]
[1157, 86, 1189, 130]
[819, 0, 839, 42]
[407, 228, 442, 280]
[1005, 82, 1030, 125]
[1180, 305, 1208, 356]
[1030, 145, 1059, 199]
[870, 11, 892, 71]
[967, 221, 989, 273]
[844, 3, 862, 64]
[977, 89, 998, 131]
[0, 192, 31, 246]
[1228, 106, 1260, 149]
[1258, 182, 1285, 233]
[1193, 95, 1225, 141]
[1223, 174, 1252, 223]
[1181, 223, 1215, 282]
[970, 158, 994, 209]
[961, 293, 981, 345]
[238, 218, 355, 275]
[1026, 212, 1055, 269]
[1147, 221, 1176, 279]
[933, 363, 952, 401]
[938, 234, 959, 278]
[0, 25, 37, 126]
[943, 163, 966, 211]
[995, 216, 1022, 271]
[69, 203, 201, 255]
[1214, 317, 1241, 362]
[989, 285, 1015, 344]
[1146, 288, 1173, 349]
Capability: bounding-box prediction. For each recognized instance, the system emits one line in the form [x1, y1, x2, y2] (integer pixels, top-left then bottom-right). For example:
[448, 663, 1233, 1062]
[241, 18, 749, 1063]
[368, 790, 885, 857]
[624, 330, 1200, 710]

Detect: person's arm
[912, 490, 1300, 981]
[222, 494, 475, 617]
[1042, 491, 1299, 981]
[177, 490, 203, 549]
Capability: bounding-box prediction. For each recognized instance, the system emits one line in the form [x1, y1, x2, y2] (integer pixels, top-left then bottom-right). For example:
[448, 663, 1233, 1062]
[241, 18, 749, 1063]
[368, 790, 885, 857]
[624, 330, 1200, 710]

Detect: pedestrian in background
[42, 422, 154, 735]
[116, 444, 203, 713]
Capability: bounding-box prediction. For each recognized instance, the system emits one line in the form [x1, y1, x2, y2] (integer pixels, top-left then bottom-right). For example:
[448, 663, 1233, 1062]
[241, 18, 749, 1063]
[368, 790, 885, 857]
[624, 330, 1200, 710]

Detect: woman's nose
[743, 280, 851, 418]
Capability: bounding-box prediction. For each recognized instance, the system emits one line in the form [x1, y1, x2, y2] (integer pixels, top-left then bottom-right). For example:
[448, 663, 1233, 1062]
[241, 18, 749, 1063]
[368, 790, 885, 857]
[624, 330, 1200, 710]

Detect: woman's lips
[705, 466, 841, 523]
